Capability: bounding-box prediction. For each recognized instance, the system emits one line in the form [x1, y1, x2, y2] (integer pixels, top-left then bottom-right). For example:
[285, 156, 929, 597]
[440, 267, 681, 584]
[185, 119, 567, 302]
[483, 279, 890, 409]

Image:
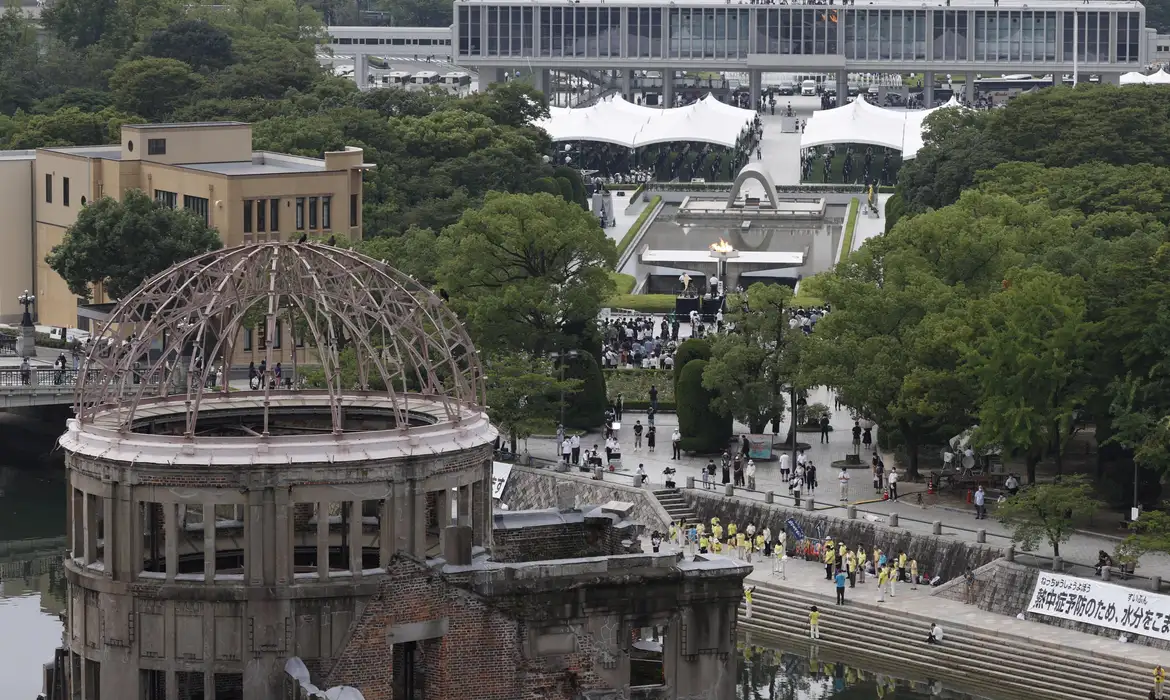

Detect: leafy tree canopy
[45, 189, 223, 300]
[996, 475, 1102, 557]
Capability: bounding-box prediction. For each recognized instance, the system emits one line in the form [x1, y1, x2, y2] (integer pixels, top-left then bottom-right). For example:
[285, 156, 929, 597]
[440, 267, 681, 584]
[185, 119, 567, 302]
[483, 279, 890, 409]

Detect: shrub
[672, 338, 711, 390]
[562, 350, 606, 430]
[675, 359, 732, 453]
[605, 368, 674, 404]
[802, 402, 832, 427]
[616, 195, 661, 258]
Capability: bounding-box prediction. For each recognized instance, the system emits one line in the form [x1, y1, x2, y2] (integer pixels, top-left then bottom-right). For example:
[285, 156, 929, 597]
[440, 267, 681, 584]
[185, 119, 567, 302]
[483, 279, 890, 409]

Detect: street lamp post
[552, 348, 582, 430]
[17, 290, 36, 358]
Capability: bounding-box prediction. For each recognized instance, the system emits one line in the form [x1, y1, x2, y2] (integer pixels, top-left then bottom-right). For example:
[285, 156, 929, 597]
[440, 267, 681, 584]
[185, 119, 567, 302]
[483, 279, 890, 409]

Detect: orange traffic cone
[927, 476, 935, 495]
[882, 488, 890, 501]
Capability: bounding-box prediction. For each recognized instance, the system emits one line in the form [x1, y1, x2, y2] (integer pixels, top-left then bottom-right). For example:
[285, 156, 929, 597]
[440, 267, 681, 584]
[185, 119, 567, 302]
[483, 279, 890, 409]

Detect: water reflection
[0, 415, 68, 699]
[737, 640, 994, 699]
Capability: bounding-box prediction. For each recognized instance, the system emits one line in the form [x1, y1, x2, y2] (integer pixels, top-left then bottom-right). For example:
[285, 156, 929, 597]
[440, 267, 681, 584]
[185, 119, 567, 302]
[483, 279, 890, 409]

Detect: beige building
[0, 122, 370, 341]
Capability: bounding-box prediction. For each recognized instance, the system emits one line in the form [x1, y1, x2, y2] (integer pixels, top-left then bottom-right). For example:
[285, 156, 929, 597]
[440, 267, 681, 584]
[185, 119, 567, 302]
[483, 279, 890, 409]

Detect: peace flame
[709, 239, 734, 254]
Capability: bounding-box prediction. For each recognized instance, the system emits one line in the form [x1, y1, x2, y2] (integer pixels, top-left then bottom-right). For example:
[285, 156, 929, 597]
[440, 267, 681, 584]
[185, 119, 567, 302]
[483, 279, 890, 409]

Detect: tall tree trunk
[1026, 454, 1040, 485]
[1052, 539, 1060, 558]
[904, 433, 920, 481]
[510, 431, 518, 455]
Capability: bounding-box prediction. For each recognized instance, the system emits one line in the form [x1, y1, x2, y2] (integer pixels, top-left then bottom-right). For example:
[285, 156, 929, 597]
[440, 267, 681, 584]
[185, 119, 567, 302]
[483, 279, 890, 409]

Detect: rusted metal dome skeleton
[74, 242, 485, 437]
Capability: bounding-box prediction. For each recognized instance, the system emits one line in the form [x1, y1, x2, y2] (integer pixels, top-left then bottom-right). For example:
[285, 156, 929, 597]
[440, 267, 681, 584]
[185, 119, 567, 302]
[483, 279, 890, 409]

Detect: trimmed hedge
[562, 351, 607, 430]
[606, 294, 677, 313]
[672, 338, 711, 390]
[840, 197, 860, 261]
[616, 195, 661, 258]
[676, 358, 733, 453]
[605, 368, 674, 404]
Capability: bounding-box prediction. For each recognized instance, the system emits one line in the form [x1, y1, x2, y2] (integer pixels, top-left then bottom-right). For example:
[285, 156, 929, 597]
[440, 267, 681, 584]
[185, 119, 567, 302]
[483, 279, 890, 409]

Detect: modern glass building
[451, 0, 1150, 100]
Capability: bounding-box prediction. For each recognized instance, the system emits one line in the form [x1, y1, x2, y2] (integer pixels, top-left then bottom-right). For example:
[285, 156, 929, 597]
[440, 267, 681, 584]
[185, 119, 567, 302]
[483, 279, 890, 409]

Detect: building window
[270, 199, 280, 231]
[321, 196, 332, 230]
[244, 328, 253, 351]
[350, 194, 358, 226]
[296, 197, 305, 230]
[63, 177, 70, 207]
[184, 195, 209, 225]
[257, 200, 266, 233]
[155, 190, 177, 208]
[244, 200, 253, 234]
[45, 174, 52, 203]
[147, 139, 167, 155]
[308, 197, 318, 229]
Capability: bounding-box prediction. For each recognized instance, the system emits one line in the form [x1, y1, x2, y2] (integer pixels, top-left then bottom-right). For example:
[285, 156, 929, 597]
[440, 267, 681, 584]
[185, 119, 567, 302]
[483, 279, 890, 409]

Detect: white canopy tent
[1147, 69, 1170, 85]
[1121, 71, 1151, 85]
[1119, 69, 1170, 85]
[532, 94, 756, 149]
[800, 96, 961, 160]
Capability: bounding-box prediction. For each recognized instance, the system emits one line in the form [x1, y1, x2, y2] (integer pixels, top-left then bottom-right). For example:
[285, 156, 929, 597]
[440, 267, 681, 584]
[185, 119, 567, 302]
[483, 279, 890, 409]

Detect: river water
[0, 416, 1000, 700]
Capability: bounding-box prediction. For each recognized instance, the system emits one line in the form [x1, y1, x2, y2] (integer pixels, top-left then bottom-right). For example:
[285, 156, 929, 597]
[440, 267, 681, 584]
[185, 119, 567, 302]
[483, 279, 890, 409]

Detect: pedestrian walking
[648, 385, 658, 412]
[746, 459, 756, 490]
[910, 557, 919, 589]
[886, 565, 897, 598]
[835, 569, 847, 604]
[852, 420, 861, 451]
[856, 545, 867, 584]
[974, 486, 986, 519]
[633, 420, 644, 451]
[561, 438, 572, 464]
[838, 467, 850, 502]
[809, 606, 821, 639]
[701, 460, 713, 489]
[721, 452, 731, 485]
[824, 538, 836, 580]
[887, 467, 899, 500]
[733, 456, 744, 486]
[773, 546, 786, 578]
[744, 586, 756, 619]
[20, 357, 31, 385]
[780, 451, 791, 486]
[820, 415, 831, 444]
[706, 460, 717, 489]
[846, 550, 857, 588]
[646, 425, 656, 453]
[651, 530, 662, 552]
[671, 428, 682, 459]
[1154, 665, 1165, 699]
[877, 566, 887, 602]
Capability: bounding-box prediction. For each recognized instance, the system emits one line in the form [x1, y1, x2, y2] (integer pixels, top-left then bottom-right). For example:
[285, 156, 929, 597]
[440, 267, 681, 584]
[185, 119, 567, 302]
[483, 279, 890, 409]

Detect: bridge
[0, 368, 90, 408]
[322, 25, 457, 85]
[0, 536, 67, 580]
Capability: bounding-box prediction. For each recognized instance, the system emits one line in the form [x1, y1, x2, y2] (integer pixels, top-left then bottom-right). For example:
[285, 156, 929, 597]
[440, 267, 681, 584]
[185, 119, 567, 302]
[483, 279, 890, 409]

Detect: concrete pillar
[836, 70, 849, 104]
[663, 605, 737, 699]
[888, 513, 899, 528]
[436, 489, 450, 555]
[355, 52, 370, 89]
[964, 72, 976, 103]
[316, 501, 330, 579]
[1007, 544, 1016, 562]
[458, 485, 472, 527]
[486, 67, 507, 86]
[847, 505, 857, 519]
[204, 502, 216, 581]
[749, 70, 762, 110]
[274, 487, 291, 585]
[932, 520, 942, 536]
[164, 502, 177, 582]
[804, 497, 814, 512]
[412, 487, 427, 555]
[83, 494, 97, 564]
[379, 493, 394, 567]
[71, 488, 83, 559]
[533, 68, 550, 100]
[1151, 575, 1161, 592]
[724, 484, 734, 497]
[102, 493, 115, 573]
[622, 69, 633, 99]
[248, 488, 266, 586]
[1102, 566, 1111, 581]
[765, 491, 774, 504]
[923, 70, 935, 106]
[348, 500, 363, 576]
[472, 479, 489, 548]
[662, 68, 674, 107]
[687, 476, 696, 489]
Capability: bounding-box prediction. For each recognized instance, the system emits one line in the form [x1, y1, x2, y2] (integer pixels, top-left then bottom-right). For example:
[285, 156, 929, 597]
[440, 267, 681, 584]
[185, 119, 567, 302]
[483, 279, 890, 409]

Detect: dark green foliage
[672, 338, 712, 390]
[555, 177, 576, 204]
[561, 351, 607, 430]
[554, 165, 588, 207]
[676, 359, 733, 453]
[144, 20, 235, 72]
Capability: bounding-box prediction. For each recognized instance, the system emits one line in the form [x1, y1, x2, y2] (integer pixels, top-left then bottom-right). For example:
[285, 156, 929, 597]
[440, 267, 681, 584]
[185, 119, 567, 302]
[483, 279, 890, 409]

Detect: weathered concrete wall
[933, 559, 1170, 651]
[492, 511, 642, 563]
[502, 467, 671, 531]
[684, 490, 1000, 582]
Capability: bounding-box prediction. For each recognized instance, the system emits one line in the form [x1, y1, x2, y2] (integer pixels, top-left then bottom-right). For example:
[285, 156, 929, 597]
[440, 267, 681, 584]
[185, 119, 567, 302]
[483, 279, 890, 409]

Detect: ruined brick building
[55, 243, 749, 700]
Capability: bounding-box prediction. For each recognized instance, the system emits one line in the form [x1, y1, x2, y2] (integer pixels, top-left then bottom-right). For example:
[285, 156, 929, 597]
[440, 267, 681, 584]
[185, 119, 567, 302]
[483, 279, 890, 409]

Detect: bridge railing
[0, 367, 96, 388]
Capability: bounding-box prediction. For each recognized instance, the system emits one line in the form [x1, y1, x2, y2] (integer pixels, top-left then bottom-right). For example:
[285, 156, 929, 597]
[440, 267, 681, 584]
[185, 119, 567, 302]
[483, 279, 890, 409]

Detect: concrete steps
[652, 489, 697, 524]
[739, 581, 1152, 700]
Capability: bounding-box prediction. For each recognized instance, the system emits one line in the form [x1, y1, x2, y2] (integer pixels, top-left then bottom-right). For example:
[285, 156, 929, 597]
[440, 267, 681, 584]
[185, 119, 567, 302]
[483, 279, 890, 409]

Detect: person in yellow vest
[877, 565, 888, 602]
[710, 516, 720, 529]
[872, 546, 882, 577]
[712, 522, 724, 542]
[755, 533, 765, 562]
[668, 522, 678, 546]
[699, 535, 710, 554]
[809, 605, 821, 639]
[736, 531, 747, 560]
[1155, 665, 1165, 698]
[910, 557, 919, 590]
[846, 549, 857, 588]
[857, 546, 868, 584]
[713, 538, 723, 554]
[824, 541, 837, 580]
[886, 563, 897, 598]
[744, 585, 756, 618]
[728, 522, 738, 540]
[898, 551, 908, 583]
[837, 541, 847, 572]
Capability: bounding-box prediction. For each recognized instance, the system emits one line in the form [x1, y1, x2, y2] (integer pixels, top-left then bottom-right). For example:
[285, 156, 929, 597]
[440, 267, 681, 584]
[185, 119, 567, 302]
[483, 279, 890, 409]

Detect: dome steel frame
[75, 242, 486, 436]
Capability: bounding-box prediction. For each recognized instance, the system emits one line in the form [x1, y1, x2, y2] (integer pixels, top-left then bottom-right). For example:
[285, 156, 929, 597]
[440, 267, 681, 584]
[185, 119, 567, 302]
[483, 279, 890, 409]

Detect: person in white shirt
[746, 459, 757, 490]
[570, 434, 581, 465]
[926, 622, 944, 644]
[671, 429, 682, 459]
[887, 467, 899, 500]
[974, 485, 986, 519]
[838, 467, 851, 502]
[779, 452, 791, 485]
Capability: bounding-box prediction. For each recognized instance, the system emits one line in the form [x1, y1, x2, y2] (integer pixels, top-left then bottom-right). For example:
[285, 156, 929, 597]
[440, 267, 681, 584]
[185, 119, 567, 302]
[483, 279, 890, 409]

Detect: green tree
[702, 283, 799, 434]
[484, 352, 580, 454]
[353, 228, 442, 287]
[1116, 508, 1170, 567]
[109, 57, 204, 120]
[560, 350, 607, 431]
[672, 338, 711, 390]
[961, 269, 1094, 483]
[1, 107, 132, 149]
[41, 0, 121, 49]
[143, 19, 235, 72]
[676, 359, 733, 453]
[45, 190, 222, 300]
[996, 475, 1102, 557]
[456, 80, 550, 127]
[438, 191, 616, 355]
[0, 5, 45, 114]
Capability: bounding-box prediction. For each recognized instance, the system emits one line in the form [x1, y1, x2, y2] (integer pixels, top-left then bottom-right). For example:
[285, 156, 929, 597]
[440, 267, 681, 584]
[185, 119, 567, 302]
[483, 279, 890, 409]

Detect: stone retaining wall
[683, 490, 1000, 582]
[501, 466, 671, 531]
[933, 558, 1170, 651]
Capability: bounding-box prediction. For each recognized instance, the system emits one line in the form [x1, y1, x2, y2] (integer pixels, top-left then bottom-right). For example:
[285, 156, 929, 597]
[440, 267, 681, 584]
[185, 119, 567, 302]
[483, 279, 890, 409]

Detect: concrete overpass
[323, 25, 457, 85]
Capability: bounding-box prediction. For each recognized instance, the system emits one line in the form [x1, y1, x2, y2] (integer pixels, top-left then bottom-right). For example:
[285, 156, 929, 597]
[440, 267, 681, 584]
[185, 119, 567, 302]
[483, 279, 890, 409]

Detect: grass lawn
[616, 195, 662, 258]
[801, 148, 902, 186]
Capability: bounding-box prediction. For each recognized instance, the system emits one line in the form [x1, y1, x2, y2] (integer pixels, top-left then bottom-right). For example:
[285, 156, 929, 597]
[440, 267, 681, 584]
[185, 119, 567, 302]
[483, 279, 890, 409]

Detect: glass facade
[457, 4, 1142, 64]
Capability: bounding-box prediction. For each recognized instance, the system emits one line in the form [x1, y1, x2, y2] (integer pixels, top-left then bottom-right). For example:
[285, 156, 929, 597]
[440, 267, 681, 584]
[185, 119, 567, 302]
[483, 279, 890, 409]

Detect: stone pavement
[519, 385, 1170, 578]
[642, 532, 1170, 668]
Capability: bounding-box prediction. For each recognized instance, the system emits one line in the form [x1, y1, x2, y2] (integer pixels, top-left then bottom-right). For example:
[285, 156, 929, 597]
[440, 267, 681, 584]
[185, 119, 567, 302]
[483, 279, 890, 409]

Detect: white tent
[800, 96, 962, 159]
[1146, 69, 1170, 85]
[901, 96, 962, 160]
[800, 98, 907, 151]
[1120, 71, 1151, 85]
[532, 93, 755, 149]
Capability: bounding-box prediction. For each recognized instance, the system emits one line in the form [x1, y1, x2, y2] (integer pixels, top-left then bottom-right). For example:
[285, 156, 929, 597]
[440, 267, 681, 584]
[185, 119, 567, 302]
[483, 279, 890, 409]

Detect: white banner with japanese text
[1026, 572, 1170, 641]
[491, 461, 513, 500]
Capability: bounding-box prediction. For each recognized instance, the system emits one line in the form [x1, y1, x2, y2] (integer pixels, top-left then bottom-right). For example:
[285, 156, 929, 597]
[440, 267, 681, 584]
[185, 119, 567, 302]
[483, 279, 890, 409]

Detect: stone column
[436, 489, 450, 555]
[662, 68, 674, 107]
[274, 488, 291, 586]
[204, 502, 216, 581]
[837, 70, 849, 103]
[355, 52, 369, 89]
[749, 70, 761, 110]
[393, 483, 413, 555]
[164, 502, 178, 582]
[533, 68, 550, 100]
[923, 70, 935, 106]
[83, 493, 98, 565]
[380, 491, 394, 568]
[348, 500, 363, 577]
[965, 72, 976, 103]
[458, 485, 472, 528]
[622, 69, 633, 99]
[412, 486, 427, 555]
[663, 604, 737, 699]
[248, 488, 266, 586]
[316, 501, 330, 579]
[71, 488, 83, 559]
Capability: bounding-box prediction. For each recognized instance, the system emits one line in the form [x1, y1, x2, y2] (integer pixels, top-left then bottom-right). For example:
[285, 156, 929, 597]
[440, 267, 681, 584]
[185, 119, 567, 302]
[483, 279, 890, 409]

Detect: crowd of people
[800, 143, 900, 186]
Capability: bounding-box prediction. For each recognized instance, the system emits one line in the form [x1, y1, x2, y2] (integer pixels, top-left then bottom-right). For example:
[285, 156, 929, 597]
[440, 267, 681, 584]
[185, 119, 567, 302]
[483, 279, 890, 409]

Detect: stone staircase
[739, 581, 1152, 700]
[653, 488, 698, 525]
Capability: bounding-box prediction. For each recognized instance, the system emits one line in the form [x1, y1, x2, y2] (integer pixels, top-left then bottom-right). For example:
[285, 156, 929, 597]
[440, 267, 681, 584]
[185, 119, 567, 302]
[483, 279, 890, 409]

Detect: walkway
[516, 386, 1170, 578]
